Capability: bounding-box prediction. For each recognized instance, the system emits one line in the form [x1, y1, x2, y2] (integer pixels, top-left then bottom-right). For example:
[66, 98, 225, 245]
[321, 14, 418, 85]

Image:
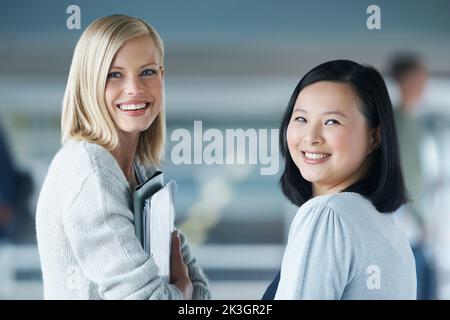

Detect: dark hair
[389, 53, 423, 83]
[279, 59, 407, 213]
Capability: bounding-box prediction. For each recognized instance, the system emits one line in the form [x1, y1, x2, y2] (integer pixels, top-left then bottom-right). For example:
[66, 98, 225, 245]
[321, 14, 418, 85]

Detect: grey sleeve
[275, 206, 360, 299]
[63, 173, 184, 300]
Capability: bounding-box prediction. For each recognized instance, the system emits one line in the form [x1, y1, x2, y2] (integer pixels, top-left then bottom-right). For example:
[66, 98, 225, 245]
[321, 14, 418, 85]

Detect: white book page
[149, 180, 176, 282]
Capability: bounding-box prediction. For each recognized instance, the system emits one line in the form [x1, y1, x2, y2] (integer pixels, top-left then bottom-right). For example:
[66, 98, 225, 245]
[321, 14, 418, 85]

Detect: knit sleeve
[275, 204, 360, 299]
[179, 231, 211, 299]
[62, 172, 184, 300]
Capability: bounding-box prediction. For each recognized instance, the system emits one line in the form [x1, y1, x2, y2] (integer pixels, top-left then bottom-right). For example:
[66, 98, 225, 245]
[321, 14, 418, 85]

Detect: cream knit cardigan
[36, 139, 210, 300]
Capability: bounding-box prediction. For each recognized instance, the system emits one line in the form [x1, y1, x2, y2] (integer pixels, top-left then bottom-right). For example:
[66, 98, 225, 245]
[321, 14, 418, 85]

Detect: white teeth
[118, 103, 147, 111]
[304, 152, 330, 160]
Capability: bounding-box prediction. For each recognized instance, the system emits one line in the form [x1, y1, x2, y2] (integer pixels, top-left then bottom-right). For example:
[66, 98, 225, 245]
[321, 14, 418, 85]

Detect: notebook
[133, 171, 176, 282]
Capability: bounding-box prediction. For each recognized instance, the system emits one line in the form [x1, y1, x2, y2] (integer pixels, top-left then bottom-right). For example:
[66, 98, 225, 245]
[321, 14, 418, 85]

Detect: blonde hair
[61, 14, 165, 166]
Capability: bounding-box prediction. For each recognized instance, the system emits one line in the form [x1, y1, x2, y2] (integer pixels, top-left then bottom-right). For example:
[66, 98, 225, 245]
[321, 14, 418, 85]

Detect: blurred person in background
[390, 53, 436, 299]
[0, 122, 34, 244]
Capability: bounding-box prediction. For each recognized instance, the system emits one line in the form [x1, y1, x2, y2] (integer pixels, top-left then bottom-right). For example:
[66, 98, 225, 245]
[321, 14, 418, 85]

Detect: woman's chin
[300, 172, 325, 185]
[117, 122, 154, 134]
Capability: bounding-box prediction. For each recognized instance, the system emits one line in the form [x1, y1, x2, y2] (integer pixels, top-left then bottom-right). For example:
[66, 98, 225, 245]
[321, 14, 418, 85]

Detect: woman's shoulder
[304, 191, 372, 210]
[299, 192, 376, 223]
[290, 193, 369, 248]
[49, 139, 90, 173]
[52, 139, 124, 182]
[287, 193, 364, 258]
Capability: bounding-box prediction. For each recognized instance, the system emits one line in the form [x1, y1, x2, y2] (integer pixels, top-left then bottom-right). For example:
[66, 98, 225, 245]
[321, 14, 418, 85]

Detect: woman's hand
[170, 230, 193, 299]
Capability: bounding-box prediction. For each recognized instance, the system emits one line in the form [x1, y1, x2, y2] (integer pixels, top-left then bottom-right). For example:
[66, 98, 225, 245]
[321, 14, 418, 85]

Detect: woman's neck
[312, 184, 340, 197]
[111, 132, 140, 187]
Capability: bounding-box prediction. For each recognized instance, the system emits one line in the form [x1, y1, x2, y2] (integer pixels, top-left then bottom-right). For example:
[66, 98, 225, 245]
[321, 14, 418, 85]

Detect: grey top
[275, 192, 416, 299]
[36, 139, 210, 299]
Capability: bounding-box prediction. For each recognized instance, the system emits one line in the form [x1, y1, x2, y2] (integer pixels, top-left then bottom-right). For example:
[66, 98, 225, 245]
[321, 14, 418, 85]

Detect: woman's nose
[124, 77, 144, 95]
[303, 126, 324, 145]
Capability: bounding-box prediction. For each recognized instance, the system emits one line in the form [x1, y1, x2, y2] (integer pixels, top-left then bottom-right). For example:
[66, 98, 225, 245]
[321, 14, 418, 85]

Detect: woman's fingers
[170, 230, 193, 299]
[171, 230, 182, 263]
[171, 230, 185, 283]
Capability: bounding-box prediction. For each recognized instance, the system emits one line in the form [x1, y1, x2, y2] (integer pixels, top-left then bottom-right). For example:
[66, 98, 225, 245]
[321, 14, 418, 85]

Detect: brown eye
[294, 117, 306, 123]
[325, 119, 340, 125]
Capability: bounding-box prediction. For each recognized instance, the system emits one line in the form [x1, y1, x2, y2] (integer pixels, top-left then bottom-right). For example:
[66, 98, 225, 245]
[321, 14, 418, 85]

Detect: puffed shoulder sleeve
[179, 231, 211, 299]
[62, 171, 184, 300]
[275, 203, 361, 299]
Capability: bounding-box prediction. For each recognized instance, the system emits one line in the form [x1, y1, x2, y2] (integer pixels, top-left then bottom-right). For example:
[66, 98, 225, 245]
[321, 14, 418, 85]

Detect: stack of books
[133, 171, 176, 282]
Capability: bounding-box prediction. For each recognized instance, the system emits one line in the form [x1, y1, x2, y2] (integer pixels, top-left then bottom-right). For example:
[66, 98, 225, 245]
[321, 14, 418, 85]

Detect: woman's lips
[116, 102, 150, 116]
[301, 151, 331, 164]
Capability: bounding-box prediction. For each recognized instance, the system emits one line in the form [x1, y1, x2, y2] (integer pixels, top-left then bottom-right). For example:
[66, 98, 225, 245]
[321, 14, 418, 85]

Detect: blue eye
[107, 71, 121, 79]
[325, 119, 340, 125]
[141, 69, 157, 76]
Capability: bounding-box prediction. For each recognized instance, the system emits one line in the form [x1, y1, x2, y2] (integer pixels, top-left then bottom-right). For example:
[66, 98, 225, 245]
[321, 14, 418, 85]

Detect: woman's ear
[369, 126, 381, 153]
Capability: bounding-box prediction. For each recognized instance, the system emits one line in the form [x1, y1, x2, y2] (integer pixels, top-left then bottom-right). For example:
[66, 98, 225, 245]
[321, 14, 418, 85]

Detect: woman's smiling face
[105, 35, 164, 137]
[286, 81, 379, 196]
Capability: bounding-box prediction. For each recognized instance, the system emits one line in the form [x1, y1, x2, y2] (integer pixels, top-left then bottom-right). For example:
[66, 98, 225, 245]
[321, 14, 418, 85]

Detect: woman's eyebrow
[293, 107, 307, 113]
[322, 110, 347, 117]
[139, 62, 159, 68]
[110, 62, 159, 69]
[292, 108, 346, 117]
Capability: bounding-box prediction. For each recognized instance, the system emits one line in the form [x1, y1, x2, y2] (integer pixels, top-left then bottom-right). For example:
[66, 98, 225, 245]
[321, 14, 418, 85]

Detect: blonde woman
[36, 15, 210, 300]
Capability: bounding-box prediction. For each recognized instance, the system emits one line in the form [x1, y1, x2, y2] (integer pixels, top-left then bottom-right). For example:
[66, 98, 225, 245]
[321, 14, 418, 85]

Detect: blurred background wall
[1, 0, 450, 299]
